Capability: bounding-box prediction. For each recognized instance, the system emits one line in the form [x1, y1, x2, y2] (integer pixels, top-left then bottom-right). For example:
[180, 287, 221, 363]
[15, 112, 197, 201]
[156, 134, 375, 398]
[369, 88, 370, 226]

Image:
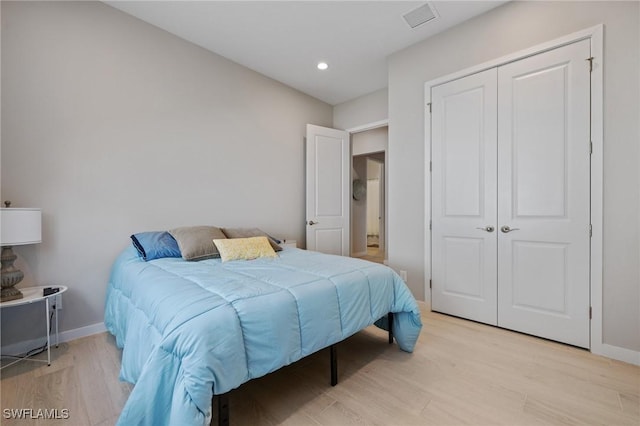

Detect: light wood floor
[1, 304, 638, 425]
[354, 247, 385, 264]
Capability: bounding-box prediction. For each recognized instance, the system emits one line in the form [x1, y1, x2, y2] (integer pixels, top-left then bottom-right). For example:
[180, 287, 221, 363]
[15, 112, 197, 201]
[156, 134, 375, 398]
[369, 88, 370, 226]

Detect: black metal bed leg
[388, 312, 394, 344]
[330, 344, 338, 386]
[211, 393, 229, 426]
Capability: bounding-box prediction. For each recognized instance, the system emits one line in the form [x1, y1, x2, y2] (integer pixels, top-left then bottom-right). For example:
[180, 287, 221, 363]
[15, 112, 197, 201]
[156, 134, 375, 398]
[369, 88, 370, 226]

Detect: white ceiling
[105, 1, 507, 105]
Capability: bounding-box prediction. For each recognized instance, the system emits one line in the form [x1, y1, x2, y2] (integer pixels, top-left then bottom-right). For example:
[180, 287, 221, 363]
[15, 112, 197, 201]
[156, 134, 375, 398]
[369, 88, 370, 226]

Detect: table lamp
[0, 202, 42, 302]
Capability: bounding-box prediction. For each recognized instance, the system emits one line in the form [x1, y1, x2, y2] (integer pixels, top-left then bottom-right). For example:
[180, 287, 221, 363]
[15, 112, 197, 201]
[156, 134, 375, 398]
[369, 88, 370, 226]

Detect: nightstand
[0, 285, 68, 369]
[280, 240, 297, 249]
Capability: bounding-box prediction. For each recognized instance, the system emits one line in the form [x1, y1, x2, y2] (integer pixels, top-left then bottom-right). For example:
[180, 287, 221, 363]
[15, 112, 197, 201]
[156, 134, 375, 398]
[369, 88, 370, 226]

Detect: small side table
[280, 240, 297, 249]
[0, 285, 68, 369]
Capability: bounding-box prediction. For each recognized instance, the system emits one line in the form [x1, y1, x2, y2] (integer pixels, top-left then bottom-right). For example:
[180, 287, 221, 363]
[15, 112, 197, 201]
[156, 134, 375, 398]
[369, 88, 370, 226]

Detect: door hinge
[429, 279, 432, 289]
[427, 102, 432, 113]
[590, 141, 593, 155]
[429, 220, 432, 231]
[429, 161, 432, 172]
[589, 224, 593, 237]
[589, 306, 592, 319]
[586, 57, 594, 72]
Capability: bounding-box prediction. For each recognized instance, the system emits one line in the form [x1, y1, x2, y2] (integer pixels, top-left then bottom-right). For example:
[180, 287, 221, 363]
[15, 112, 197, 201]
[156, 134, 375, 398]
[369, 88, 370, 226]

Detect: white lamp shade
[0, 208, 42, 246]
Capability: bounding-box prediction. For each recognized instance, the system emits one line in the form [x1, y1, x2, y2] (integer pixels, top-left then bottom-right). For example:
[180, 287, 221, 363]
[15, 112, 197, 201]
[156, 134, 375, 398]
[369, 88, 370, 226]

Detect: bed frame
[210, 312, 394, 426]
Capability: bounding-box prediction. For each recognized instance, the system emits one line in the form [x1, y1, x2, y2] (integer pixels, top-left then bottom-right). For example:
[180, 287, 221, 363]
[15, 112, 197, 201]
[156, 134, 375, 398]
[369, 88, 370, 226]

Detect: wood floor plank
[620, 392, 640, 417]
[32, 365, 91, 425]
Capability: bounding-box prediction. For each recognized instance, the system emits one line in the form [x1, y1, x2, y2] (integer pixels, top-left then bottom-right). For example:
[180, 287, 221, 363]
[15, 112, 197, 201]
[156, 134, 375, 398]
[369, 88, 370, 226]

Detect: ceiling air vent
[403, 3, 437, 29]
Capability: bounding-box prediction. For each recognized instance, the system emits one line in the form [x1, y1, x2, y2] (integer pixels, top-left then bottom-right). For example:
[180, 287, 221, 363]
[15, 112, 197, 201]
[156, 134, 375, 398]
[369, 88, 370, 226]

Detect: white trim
[599, 344, 640, 366]
[345, 119, 388, 134]
[424, 87, 432, 309]
[424, 25, 602, 90]
[424, 25, 604, 352]
[587, 25, 605, 359]
[59, 321, 107, 342]
[1, 322, 107, 356]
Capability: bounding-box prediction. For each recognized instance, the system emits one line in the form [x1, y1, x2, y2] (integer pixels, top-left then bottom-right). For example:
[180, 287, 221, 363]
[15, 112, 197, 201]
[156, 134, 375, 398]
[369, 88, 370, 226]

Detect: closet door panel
[497, 39, 591, 348]
[510, 63, 568, 217]
[431, 68, 498, 325]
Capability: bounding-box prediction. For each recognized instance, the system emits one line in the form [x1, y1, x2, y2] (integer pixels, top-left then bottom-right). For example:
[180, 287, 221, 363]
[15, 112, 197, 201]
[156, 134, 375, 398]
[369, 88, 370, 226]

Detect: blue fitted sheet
[105, 246, 422, 425]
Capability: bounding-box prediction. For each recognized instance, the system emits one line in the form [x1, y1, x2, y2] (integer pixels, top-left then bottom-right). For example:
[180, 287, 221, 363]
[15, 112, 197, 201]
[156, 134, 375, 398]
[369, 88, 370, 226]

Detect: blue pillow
[130, 231, 181, 261]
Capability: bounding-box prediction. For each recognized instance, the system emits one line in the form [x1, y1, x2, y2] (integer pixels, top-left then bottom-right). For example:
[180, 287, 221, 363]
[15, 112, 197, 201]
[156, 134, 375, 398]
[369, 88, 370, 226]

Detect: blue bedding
[105, 246, 422, 425]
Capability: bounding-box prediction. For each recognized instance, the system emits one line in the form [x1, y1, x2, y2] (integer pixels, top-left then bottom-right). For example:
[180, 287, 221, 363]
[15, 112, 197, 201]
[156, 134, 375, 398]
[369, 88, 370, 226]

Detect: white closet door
[497, 39, 591, 348]
[431, 68, 498, 325]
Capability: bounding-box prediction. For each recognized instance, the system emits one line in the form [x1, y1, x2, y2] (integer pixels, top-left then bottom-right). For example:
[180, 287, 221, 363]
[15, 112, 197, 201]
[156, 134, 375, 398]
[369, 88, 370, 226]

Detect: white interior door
[497, 40, 591, 348]
[431, 68, 498, 325]
[366, 178, 380, 236]
[430, 39, 591, 348]
[306, 124, 350, 255]
[378, 160, 385, 253]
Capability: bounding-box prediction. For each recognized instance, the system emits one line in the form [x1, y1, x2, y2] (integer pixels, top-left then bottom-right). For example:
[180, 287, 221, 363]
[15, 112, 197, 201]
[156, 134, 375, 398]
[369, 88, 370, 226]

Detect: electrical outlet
[55, 294, 63, 310]
[400, 270, 407, 282]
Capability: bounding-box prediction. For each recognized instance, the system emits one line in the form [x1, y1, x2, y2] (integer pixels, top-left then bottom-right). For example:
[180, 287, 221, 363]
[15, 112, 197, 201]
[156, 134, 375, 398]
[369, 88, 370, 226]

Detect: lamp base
[1, 246, 25, 302]
[1, 286, 23, 302]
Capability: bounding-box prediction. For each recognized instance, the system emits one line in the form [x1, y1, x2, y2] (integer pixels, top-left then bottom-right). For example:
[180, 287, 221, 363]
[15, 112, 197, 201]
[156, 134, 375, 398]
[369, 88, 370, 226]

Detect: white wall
[367, 158, 382, 181]
[387, 1, 639, 352]
[0, 1, 332, 346]
[334, 88, 388, 130]
[352, 126, 387, 156]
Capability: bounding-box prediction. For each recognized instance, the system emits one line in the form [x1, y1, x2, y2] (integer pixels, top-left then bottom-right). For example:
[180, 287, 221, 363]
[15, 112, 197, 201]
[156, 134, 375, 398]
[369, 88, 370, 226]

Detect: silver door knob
[500, 225, 520, 233]
[476, 226, 495, 233]
[308, 220, 318, 226]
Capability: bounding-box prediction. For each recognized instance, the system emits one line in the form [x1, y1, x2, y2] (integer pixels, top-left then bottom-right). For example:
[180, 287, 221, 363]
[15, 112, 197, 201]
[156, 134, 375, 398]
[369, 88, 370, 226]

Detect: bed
[105, 237, 422, 426]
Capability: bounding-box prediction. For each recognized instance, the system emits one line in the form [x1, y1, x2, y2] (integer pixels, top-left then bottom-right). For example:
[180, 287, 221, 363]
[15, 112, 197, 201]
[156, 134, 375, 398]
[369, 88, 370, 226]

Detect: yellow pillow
[213, 236, 277, 262]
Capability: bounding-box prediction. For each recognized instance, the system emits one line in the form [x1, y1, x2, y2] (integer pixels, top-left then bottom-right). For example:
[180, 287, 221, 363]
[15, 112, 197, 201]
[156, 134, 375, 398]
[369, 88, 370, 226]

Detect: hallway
[355, 246, 384, 264]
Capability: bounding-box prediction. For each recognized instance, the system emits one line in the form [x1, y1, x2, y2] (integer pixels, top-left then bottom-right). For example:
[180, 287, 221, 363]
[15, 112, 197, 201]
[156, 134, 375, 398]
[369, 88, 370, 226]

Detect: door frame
[423, 25, 603, 352]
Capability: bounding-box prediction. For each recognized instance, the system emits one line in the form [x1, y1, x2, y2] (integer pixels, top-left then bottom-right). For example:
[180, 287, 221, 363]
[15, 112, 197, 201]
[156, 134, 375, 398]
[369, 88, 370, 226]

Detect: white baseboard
[1, 322, 107, 356]
[597, 343, 640, 366]
[60, 322, 107, 343]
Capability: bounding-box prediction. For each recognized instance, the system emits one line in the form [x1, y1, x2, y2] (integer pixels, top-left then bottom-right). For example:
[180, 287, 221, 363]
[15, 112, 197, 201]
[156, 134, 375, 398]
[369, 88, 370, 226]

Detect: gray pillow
[221, 227, 282, 252]
[168, 226, 227, 260]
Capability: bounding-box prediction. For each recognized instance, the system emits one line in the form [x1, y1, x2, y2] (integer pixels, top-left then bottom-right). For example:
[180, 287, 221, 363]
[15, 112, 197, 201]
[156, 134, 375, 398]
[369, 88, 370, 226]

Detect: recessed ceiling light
[317, 62, 329, 70]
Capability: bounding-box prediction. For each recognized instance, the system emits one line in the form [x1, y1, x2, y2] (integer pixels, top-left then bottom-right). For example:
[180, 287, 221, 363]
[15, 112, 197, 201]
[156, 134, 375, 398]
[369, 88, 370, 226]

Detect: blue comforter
[105, 246, 422, 425]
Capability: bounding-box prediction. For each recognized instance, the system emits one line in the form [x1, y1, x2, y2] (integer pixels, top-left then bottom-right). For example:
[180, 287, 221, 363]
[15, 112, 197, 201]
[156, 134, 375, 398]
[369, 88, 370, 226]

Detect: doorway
[350, 126, 387, 264]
